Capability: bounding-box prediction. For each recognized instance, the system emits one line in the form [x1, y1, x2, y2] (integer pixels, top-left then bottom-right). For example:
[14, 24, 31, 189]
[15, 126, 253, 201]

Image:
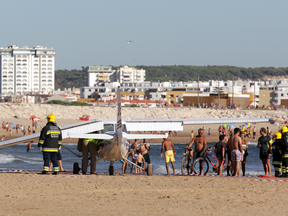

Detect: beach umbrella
[275, 119, 281, 123]
[8, 123, 15, 129]
[229, 124, 236, 129]
[244, 123, 251, 128]
[82, 115, 90, 119]
[222, 124, 227, 128]
[29, 115, 37, 120]
[33, 117, 41, 122]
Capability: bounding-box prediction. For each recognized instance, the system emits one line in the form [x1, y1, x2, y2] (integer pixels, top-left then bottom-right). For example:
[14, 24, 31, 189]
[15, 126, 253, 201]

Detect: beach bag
[77, 139, 84, 152]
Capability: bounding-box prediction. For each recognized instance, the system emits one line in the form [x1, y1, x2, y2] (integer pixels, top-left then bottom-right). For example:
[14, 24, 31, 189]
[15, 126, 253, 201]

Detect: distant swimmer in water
[27, 141, 34, 152]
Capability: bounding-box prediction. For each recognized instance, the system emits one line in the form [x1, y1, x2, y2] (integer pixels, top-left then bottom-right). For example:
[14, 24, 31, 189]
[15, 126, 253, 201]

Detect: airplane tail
[116, 86, 122, 137]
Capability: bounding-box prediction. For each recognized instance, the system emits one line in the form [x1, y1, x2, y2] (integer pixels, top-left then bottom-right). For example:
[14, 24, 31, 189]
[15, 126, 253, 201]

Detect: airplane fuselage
[97, 135, 129, 161]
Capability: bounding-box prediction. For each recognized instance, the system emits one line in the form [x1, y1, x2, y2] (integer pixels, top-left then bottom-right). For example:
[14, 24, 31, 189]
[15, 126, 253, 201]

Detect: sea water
[0, 142, 269, 176]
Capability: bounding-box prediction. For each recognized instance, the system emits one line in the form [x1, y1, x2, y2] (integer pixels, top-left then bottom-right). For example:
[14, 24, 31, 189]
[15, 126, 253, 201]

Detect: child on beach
[135, 149, 144, 174]
[213, 135, 226, 176]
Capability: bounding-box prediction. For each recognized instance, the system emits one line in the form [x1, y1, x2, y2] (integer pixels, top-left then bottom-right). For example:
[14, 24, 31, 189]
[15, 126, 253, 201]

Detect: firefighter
[38, 114, 62, 175]
[82, 138, 98, 174]
[281, 126, 288, 177]
[272, 132, 282, 177]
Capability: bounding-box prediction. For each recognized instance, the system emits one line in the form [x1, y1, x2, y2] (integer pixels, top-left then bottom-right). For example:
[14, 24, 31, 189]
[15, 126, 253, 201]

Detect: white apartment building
[118, 65, 145, 83]
[0, 45, 55, 95]
[81, 66, 116, 87]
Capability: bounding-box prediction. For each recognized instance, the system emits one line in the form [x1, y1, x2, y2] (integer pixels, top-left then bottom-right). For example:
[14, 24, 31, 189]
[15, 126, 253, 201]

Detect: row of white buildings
[81, 65, 146, 86]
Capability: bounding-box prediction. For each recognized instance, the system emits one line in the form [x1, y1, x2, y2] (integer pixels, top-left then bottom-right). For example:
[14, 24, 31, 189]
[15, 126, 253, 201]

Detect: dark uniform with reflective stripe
[38, 122, 62, 173]
[272, 140, 282, 177]
[281, 132, 288, 177]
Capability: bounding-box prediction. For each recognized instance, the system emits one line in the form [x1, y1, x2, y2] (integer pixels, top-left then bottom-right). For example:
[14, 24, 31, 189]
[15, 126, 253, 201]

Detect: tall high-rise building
[0, 45, 55, 95]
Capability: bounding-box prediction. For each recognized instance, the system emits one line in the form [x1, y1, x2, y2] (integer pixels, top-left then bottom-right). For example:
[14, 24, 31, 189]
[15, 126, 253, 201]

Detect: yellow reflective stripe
[39, 140, 44, 144]
[58, 141, 62, 144]
[54, 167, 59, 172]
[42, 149, 58, 152]
[46, 132, 61, 135]
[43, 166, 49, 171]
[269, 139, 273, 144]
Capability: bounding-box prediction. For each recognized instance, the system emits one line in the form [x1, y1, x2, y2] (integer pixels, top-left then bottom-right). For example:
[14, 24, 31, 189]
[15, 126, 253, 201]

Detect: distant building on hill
[0, 45, 55, 95]
[81, 66, 117, 87]
[117, 65, 145, 83]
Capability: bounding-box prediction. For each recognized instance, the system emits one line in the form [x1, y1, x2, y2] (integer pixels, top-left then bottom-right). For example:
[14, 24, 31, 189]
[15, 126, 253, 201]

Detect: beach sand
[0, 173, 287, 216]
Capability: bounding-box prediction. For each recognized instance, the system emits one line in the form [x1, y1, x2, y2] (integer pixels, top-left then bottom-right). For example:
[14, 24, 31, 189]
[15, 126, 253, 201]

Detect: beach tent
[8, 123, 15, 129]
[183, 116, 189, 119]
[229, 124, 236, 129]
[33, 117, 41, 122]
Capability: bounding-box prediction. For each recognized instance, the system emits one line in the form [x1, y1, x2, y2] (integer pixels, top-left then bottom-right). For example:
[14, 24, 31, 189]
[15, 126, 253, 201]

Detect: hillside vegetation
[55, 65, 288, 90]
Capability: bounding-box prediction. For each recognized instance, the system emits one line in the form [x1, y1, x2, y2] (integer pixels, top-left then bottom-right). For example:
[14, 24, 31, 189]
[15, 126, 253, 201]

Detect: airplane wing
[122, 132, 168, 140]
[0, 120, 104, 149]
[68, 134, 114, 140]
[126, 118, 269, 125]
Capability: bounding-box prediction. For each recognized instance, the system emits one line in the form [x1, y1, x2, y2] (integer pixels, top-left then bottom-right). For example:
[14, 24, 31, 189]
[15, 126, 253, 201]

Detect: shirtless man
[188, 128, 207, 174]
[229, 128, 243, 176]
[161, 138, 176, 174]
[140, 139, 150, 171]
[188, 128, 207, 162]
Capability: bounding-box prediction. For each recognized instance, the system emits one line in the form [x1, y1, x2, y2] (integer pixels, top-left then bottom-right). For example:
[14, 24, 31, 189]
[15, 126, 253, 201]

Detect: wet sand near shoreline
[0, 172, 287, 216]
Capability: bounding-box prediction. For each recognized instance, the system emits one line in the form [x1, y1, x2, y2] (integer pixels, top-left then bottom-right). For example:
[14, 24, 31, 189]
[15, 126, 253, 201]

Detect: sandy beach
[0, 105, 287, 215]
[0, 173, 287, 216]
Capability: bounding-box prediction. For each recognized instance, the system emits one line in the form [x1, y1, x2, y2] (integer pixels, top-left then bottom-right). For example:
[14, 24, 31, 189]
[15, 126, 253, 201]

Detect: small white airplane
[127, 40, 134, 44]
[0, 87, 270, 175]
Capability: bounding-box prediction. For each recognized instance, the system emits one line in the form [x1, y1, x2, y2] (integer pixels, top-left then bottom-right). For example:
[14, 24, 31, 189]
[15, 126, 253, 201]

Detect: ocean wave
[0, 153, 16, 163]
[0, 153, 42, 165]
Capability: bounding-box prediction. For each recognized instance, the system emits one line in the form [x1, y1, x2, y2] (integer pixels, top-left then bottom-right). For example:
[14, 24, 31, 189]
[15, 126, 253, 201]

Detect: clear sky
[0, 0, 287, 70]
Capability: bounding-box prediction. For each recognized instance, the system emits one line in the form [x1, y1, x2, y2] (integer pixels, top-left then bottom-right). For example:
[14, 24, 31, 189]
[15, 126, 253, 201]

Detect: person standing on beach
[38, 114, 62, 175]
[213, 135, 226, 176]
[82, 138, 97, 175]
[257, 127, 272, 176]
[253, 126, 256, 140]
[130, 139, 139, 173]
[281, 126, 288, 177]
[230, 128, 243, 176]
[208, 128, 211, 137]
[161, 138, 176, 174]
[272, 132, 282, 177]
[240, 132, 248, 176]
[140, 139, 151, 171]
[190, 130, 194, 141]
[188, 128, 207, 162]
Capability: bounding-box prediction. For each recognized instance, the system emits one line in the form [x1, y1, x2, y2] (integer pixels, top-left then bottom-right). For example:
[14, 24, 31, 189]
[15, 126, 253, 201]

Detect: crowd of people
[14, 113, 287, 177]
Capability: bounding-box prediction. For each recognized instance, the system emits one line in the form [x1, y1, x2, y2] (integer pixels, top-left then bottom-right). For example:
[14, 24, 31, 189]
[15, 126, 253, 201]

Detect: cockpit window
[104, 124, 115, 133]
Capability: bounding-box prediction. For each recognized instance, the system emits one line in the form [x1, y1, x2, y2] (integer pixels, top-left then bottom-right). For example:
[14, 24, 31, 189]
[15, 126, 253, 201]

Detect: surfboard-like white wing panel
[125, 122, 183, 132]
[62, 122, 104, 139]
[181, 118, 269, 125]
[68, 134, 114, 140]
[122, 132, 168, 140]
